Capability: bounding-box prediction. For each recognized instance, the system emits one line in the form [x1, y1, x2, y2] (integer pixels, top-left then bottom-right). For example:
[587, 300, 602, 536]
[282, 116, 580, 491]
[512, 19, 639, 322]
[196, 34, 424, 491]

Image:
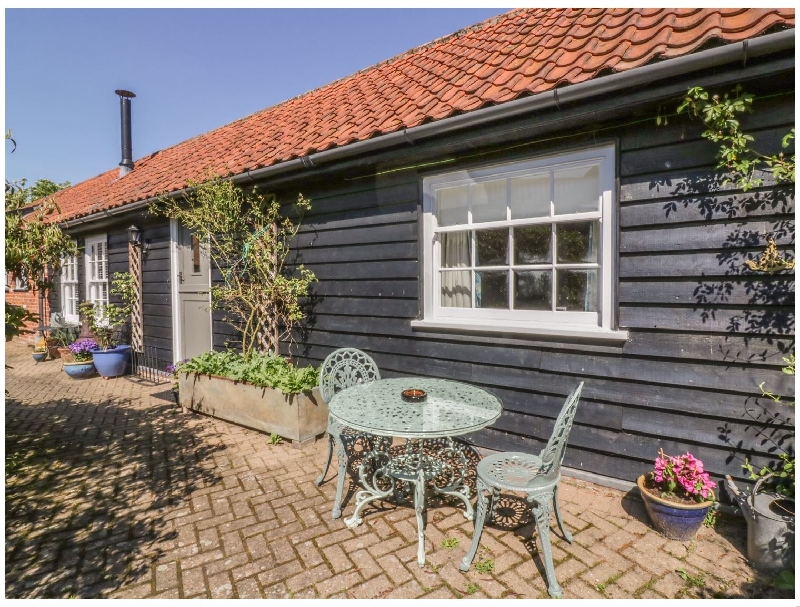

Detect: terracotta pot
[57, 347, 74, 363]
[637, 474, 714, 541]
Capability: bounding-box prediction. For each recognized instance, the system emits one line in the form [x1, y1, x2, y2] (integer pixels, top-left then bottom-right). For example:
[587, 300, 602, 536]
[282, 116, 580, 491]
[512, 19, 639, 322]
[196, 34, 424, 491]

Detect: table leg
[409, 467, 427, 567]
[431, 438, 474, 520]
[343, 448, 393, 528]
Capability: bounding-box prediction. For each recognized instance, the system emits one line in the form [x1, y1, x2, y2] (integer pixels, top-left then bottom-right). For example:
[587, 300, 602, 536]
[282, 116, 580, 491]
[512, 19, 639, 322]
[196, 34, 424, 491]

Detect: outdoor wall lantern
[128, 224, 149, 252]
[128, 224, 141, 245]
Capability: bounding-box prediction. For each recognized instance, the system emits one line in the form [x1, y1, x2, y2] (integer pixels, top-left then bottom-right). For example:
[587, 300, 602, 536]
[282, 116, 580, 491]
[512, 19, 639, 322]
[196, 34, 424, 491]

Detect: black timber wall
[58, 216, 174, 367]
[269, 69, 794, 489]
[139, 221, 174, 365]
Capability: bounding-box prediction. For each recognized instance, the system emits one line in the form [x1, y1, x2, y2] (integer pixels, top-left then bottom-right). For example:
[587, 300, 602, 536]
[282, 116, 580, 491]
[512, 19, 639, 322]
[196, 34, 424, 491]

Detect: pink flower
[651, 450, 716, 503]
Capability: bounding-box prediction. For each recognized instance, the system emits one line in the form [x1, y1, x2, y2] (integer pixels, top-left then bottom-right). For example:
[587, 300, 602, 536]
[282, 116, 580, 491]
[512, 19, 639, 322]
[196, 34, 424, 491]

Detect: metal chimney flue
[115, 89, 136, 177]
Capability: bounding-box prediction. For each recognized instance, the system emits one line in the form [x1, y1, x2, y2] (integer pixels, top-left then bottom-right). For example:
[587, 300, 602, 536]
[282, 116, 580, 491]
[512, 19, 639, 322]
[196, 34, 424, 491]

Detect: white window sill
[410, 318, 629, 342]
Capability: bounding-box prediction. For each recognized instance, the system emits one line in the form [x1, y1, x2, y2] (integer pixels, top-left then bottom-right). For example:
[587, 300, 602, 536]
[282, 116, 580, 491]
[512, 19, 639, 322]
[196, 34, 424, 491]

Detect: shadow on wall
[652, 174, 794, 344]
[649, 171, 794, 487]
[5, 395, 226, 598]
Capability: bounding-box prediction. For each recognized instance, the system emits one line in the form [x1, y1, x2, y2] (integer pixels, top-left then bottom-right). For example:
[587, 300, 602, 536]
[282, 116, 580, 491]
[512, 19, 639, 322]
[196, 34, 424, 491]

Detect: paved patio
[5, 339, 789, 599]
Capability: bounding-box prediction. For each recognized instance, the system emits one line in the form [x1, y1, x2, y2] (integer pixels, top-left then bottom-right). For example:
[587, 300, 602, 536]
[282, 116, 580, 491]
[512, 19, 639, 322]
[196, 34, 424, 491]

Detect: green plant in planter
[67, 339, 99, 362]
[744, 355, 795, 498]
[79, 272, 135, 349]
[179, 350, 317, 395]
[32, 337, 48, 353]
[48, 326, 78, 348]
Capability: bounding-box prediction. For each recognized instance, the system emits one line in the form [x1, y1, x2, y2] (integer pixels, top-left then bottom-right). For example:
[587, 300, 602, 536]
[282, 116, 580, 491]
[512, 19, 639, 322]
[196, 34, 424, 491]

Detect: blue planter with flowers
[90, 345, 132, 379]
[64, 339, 99, 379]
[637, 450, 717, 541]
[637, 475, 714, 540]
[63, 361, 97, 379]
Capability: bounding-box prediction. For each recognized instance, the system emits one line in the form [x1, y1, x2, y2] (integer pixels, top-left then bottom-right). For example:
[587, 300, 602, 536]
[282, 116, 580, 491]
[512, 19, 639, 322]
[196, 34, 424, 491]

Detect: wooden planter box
[179, 372, 326, 448]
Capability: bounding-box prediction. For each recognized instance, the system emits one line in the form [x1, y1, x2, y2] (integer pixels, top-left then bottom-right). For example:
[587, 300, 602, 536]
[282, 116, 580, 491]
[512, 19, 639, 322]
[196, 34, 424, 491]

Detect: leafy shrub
[178, 350, 317, 395]
[5, 304, 37, 342]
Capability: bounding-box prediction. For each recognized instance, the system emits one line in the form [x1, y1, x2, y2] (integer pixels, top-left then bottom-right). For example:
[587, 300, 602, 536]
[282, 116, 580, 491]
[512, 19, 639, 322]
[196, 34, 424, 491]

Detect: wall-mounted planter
[90, 345, 131, 378]
[179, 372, 326, 448]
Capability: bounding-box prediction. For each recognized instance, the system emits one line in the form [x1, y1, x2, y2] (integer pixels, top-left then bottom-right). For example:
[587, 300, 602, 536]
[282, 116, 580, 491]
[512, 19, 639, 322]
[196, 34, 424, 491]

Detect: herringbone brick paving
[4, 340, 789, 599]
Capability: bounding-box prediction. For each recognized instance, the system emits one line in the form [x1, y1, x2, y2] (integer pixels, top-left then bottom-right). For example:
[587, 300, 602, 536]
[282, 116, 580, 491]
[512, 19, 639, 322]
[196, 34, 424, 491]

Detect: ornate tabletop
[328, 377, 502, 439]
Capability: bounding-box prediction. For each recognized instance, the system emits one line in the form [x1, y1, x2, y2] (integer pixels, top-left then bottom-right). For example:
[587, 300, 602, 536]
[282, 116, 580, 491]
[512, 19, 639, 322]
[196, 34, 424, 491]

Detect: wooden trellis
[129, 240, 143, 351]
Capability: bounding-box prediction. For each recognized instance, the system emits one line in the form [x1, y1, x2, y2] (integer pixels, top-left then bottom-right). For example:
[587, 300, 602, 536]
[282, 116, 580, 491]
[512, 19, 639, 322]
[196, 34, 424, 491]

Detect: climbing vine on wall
[152, 176, 316, 356]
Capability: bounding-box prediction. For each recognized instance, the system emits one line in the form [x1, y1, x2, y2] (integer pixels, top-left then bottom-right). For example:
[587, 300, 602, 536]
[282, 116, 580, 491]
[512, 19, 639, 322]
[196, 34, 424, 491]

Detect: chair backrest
[318, 348, 381, 403]
[537, 382, 584, 481]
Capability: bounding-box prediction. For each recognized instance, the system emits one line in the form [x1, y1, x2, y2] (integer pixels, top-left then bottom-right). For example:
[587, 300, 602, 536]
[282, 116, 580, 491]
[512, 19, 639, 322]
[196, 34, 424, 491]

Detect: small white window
[413, 145, 627, 341]
[13, 271, 28, 291]
[61, 251, 79, 323]
[84, 234, 108, 314]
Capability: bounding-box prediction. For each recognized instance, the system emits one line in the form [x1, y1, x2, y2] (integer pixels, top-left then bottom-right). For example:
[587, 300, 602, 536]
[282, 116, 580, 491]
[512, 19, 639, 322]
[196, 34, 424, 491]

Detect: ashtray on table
[401, 388, 427, 403]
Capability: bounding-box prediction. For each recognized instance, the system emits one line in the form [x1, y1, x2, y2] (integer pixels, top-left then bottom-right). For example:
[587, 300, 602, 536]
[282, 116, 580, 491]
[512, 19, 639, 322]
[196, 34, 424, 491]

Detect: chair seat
[477, 452, 554, 492]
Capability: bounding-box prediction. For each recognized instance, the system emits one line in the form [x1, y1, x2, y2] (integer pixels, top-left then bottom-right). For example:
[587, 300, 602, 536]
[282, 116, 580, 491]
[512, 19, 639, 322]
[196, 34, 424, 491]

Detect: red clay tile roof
[48, 8, 794, 223]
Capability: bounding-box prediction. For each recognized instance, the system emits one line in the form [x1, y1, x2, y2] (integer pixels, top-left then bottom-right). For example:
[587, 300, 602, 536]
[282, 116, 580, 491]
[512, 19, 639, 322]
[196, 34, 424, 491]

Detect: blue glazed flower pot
[63, 361, 97, 379]
[32, 351, 48, 363]
[638, 474, 713, 541]
[90, 345, 132, 378]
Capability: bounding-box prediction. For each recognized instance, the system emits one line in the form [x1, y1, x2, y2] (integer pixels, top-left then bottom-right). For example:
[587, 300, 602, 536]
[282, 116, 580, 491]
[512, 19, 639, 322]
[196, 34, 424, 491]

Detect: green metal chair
[460, 382, 584, 598]
[315, 348, 384, 519]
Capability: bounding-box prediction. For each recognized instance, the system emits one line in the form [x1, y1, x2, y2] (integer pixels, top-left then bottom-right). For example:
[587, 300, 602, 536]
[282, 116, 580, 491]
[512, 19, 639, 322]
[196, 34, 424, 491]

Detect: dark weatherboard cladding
[268, 64, 794, 488]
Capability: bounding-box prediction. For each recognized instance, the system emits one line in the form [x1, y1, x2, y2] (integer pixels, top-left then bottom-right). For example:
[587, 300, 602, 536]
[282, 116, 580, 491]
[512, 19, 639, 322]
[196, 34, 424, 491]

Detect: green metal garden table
[328, 377, 503, 567]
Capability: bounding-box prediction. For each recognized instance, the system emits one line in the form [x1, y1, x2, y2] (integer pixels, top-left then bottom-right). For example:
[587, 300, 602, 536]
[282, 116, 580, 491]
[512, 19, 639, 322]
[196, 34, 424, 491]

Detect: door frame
[170, 218, 213, 362]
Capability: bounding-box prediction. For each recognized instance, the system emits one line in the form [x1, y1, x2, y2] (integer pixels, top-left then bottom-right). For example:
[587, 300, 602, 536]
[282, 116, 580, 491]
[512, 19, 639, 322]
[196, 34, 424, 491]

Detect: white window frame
[13, 270, 28, 291]
[61, 251, 80, 324]
[84, 234, 109, 314]
[412, 145, 628, 341]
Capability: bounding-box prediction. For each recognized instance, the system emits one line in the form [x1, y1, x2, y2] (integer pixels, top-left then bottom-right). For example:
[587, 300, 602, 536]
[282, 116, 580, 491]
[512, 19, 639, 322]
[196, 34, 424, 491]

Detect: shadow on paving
[618, 487, 791, 599]
[5, 394, 225, 598]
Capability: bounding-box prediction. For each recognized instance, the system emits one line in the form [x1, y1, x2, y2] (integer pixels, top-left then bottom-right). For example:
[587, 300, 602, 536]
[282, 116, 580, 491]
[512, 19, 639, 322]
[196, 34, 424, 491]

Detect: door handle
[178, 271, 184, 284]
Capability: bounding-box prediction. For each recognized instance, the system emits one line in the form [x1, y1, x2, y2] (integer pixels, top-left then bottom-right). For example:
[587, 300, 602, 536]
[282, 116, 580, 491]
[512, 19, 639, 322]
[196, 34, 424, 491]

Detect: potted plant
[178, 350, 324, 447]
[725, 355, 794, 572]
[32, 336, 48, 363]
[63, 338, 98, 379]
[637, 449, 717, 541]
[47, 326, 79, 361]
[726, 454, 794, 572]
[79, 272, 135, 379]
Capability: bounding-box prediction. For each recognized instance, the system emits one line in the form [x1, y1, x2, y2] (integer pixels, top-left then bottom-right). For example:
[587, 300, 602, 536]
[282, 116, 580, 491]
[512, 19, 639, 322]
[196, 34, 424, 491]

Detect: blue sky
[5, 8, 510, 187]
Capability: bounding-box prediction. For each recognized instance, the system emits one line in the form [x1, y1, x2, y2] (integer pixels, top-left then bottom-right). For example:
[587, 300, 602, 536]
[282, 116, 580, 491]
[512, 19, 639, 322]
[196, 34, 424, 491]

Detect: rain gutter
[61, 29, 793, 230]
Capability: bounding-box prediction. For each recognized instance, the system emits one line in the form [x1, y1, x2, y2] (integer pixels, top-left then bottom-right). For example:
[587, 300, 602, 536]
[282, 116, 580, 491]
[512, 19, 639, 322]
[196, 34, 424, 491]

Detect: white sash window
[415, 145, 627, 341]
[61, 252, 79, 323]
[84, 234, 108, 313]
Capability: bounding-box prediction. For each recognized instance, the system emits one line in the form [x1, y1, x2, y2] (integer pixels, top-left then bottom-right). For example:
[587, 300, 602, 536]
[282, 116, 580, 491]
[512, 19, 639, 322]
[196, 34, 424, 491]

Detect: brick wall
[5, 272, 50, 343]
